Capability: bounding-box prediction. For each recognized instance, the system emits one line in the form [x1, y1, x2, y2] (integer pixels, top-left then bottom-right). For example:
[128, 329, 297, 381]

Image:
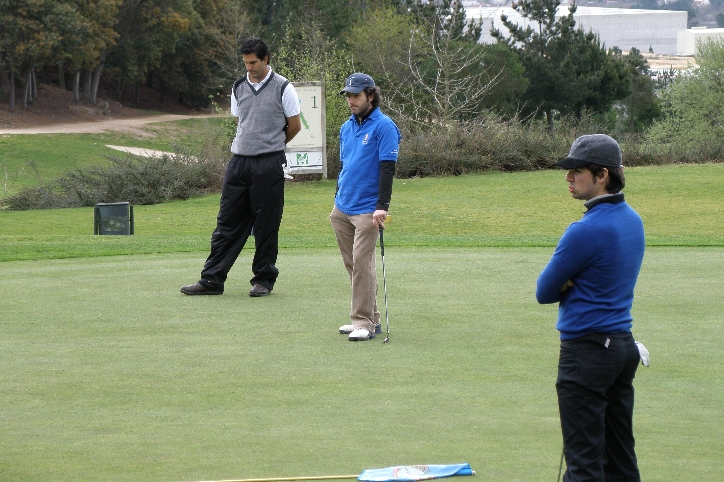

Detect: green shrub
[616, 132, 724, 166]
[394, 114, 602, 177]
[1, 152, 227, 210]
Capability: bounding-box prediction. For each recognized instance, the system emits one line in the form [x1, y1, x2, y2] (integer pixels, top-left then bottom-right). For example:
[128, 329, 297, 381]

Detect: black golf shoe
[180, 281, 224, 295]
[249, 284, 271, 297]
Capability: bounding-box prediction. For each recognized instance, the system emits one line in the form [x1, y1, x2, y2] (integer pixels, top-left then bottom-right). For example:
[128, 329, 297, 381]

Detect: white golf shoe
[340, 324, 381, 335]
[348, 328, 374, 341]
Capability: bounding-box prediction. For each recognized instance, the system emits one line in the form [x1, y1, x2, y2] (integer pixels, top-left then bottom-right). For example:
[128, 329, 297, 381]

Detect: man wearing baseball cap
[537, 134, 646, 481]
[331, 72, 401, 341]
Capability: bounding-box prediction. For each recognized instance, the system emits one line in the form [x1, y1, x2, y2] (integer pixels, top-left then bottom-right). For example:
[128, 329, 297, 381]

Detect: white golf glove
[635, 341, 650, 367]
[282, 163, 293, 180]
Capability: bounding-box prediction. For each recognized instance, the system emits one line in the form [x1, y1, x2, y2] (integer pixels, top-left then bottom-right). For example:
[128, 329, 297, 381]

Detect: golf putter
[379, 223, 390, 343]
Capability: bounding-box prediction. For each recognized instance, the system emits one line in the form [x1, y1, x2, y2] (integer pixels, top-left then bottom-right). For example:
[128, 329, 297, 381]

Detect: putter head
[383, 336, 389, 343]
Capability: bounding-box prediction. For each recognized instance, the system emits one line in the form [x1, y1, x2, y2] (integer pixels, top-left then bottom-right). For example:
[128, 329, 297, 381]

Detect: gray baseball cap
[339, 72, 375, 95]
[555, 134, 623, 168]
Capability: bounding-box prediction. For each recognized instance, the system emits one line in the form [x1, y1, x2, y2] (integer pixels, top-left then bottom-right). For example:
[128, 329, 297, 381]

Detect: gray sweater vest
[230, 72, 290, 156]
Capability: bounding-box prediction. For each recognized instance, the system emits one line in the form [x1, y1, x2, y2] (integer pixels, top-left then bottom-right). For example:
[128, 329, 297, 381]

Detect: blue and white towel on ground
[358, 463, 475, 482]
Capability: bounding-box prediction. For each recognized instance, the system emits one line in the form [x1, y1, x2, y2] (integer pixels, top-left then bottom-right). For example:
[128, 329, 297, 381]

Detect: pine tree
[492, 0, 630, 132]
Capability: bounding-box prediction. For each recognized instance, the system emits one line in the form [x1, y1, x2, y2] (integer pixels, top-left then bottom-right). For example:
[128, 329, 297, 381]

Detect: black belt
[577, 333, 613, 348]
[576, 332, 631, 348]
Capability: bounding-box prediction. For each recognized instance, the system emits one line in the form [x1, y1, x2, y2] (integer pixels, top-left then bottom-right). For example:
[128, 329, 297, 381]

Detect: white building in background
[467, 6, 688, 55]
[677, 26, 724, 55]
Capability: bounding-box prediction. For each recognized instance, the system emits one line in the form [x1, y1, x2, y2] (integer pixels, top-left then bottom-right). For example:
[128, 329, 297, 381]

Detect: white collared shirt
[230, 67, 300, 118]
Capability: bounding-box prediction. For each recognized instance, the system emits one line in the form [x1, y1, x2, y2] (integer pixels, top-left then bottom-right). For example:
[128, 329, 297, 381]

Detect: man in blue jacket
[537, 134, 645, 481]
[332, 73, 401, 341]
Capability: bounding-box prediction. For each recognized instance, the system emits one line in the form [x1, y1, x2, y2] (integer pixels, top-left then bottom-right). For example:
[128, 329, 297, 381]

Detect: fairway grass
[1, 247, 722, 482]
[2, 155, 723, 481]
[2, 164, 723, 262]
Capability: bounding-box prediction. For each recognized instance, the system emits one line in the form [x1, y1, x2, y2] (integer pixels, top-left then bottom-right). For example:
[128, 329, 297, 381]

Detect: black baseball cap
[339, 73, 375, 95]
[555, 134, 623, 169]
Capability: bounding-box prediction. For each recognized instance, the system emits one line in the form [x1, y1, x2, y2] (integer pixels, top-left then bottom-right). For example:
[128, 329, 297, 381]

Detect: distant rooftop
[468, 6, 688, 55]
[466, 6, 687, 17]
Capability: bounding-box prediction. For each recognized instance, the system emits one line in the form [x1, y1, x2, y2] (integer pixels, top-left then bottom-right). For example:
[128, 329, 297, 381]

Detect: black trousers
[200, 151, 285, 290]
[556, 332, 641, 482]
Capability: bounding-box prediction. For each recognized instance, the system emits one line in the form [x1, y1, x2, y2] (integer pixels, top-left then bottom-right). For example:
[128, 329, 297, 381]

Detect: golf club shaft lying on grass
[194, 476, 359, 482]
[192, 463, 476, 482]
[379, 226, 390, 343]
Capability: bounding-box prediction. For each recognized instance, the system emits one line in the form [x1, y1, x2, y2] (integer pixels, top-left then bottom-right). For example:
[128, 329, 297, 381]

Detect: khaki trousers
[330, 206, 380, 332]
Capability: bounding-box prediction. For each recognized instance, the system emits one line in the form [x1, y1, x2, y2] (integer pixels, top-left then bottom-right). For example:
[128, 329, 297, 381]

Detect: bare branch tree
[200, 2, 259, 83]
[378, 23, 503, 127]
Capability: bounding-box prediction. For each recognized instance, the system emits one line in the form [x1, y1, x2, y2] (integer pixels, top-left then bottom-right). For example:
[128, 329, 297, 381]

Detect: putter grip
[379, 228, 385, 256]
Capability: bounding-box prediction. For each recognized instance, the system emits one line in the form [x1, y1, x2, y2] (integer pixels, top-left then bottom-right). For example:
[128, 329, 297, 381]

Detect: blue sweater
[536, 194, 645, 340]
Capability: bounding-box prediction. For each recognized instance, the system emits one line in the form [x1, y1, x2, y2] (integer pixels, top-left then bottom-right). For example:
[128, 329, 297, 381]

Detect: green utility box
[94, 202, 134, 235]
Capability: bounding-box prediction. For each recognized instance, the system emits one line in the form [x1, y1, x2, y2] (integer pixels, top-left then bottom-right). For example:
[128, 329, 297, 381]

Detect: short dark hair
[363, 86, 382, 108]
[240, 38, 270, 62]
[586, 164, 625, 193]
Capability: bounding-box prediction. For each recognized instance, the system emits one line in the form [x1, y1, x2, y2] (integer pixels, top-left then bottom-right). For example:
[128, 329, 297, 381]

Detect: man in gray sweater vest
[181, 38, 301, 297]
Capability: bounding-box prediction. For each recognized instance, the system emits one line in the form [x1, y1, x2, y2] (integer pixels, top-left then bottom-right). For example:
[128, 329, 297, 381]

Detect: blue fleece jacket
[536, 194, 645, 340]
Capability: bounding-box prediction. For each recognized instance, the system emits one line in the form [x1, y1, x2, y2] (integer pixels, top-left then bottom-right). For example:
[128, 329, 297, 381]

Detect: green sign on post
[285, 82, 326, 177]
